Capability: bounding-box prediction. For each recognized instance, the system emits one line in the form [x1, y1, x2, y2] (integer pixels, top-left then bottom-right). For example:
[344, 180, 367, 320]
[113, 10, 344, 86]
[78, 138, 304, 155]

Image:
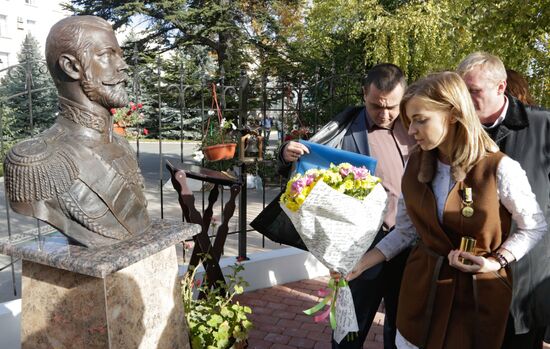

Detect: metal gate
[0, 50, 364, 300]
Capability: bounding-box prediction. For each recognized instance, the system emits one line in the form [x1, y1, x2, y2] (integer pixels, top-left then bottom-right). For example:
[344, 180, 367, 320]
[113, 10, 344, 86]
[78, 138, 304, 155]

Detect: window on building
[0, 52, 9, 70]
[25, 0, 35, 5]
[17, 17, 24, 30]
[26, 19, 36, 32]
[0, 15, 7, 37]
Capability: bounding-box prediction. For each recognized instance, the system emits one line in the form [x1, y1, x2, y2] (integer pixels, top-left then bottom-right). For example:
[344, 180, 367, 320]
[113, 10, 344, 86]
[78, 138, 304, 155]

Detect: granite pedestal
[0, 219, 199, 349]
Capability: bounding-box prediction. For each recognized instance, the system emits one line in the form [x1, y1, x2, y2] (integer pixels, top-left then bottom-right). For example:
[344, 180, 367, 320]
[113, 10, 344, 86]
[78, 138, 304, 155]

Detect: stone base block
[21, 246, 190, 349]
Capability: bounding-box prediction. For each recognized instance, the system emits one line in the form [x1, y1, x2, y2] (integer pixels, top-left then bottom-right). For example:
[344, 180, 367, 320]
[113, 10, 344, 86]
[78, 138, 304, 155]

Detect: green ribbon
[303, 278, 348, 330]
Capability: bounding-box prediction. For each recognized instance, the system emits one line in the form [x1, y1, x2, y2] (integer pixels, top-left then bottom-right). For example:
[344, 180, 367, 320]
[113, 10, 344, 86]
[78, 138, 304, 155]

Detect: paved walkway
[236, 277, 550, 349]
[235, 276, 385, 349]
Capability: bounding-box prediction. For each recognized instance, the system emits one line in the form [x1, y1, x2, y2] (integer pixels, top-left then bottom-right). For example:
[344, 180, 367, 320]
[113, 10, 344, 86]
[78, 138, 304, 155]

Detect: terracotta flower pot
[202, 143, 237, 161]
[113, 124, 126, 136]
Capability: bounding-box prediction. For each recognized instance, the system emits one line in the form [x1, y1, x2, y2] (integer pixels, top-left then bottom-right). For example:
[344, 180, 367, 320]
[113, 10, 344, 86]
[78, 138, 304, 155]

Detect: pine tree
[0, 34, 57, 139]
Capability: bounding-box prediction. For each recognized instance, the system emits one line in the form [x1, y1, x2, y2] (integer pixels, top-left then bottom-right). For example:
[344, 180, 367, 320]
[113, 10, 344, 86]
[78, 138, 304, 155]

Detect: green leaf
[207, 314, 223, 327]
[233, 285, 244, 294]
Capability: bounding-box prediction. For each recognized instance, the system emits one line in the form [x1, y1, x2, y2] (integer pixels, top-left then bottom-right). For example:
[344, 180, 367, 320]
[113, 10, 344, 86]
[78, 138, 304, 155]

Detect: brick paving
[236, 276, 550, 349]
[235, 276, 385, 349]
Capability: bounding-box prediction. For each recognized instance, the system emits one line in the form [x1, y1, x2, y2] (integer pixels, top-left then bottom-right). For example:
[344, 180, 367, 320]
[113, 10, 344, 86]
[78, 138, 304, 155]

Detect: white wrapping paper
[281, 180, 387, 343]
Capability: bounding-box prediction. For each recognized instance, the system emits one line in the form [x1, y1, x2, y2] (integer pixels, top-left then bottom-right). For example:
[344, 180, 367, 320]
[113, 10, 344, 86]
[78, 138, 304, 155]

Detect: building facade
[0, 0, 69, 70]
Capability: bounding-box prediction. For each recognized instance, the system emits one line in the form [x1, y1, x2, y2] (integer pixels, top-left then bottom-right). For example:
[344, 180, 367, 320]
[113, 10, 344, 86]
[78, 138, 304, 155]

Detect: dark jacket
[277, 106, 363, 177]
[489, 95, 550, 333]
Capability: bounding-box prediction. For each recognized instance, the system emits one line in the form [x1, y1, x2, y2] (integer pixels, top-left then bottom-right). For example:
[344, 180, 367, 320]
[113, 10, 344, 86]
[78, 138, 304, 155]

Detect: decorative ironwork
[0, 26, 364, 297]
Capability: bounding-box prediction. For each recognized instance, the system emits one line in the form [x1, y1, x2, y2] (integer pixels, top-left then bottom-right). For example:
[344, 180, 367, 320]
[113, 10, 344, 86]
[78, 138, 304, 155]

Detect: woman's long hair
[400, 71, 499, 178]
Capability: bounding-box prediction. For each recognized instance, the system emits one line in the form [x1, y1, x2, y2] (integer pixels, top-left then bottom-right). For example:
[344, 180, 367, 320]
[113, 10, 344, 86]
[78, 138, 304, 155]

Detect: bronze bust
[4, 16, 151, 247]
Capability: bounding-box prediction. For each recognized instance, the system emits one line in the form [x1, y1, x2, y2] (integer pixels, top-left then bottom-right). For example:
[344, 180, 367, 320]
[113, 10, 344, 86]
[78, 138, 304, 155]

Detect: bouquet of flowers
[280, 162, 387, 343]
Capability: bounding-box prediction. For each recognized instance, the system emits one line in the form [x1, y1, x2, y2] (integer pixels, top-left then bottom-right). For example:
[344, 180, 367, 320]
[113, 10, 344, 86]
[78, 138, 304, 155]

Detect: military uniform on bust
[4, 97, 151, 247]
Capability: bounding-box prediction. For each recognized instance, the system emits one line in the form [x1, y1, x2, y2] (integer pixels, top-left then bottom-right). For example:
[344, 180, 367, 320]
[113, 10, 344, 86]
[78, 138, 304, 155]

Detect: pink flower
[137, 103, 143, 109]
[305, 174, 316, 186]
[352, 167, 369, 180]
[291, 178, 306, 195]
[110, 108, 117, 115]
[143, 128, 149, 135]
[339, 167, 351, 177]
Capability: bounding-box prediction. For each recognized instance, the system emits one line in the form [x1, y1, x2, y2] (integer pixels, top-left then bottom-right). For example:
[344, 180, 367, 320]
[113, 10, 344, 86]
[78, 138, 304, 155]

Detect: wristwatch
[491, 251, 509, 269]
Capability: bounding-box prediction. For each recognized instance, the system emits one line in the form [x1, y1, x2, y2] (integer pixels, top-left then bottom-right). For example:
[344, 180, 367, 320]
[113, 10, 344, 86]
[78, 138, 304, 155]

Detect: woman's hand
[282, 141, 309, 162]
[345, 248, 387, 282]
[447, 249, 501, 273]
[346, 264, 365, 282]
[329, 270, 342, 281]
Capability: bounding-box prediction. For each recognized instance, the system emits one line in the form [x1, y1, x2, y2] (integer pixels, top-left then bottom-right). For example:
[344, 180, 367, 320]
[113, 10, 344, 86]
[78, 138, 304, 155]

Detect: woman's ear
[448, 109, 459, 124]
[58, 54, 82, 80]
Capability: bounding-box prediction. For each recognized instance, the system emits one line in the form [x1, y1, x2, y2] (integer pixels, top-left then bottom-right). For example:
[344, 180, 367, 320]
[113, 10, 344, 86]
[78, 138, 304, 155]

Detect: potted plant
[182, 262, 253, 349]
[110, 101, 144, 136]
[202, 115, 237, 161]
[201, 83, 237, 161]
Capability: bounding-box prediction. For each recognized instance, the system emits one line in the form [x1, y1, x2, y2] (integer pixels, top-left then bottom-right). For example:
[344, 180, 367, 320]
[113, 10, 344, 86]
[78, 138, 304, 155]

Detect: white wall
[180, 247, 329, 292]
[0, 0, 69, 69]
[0, 299, 21, 349]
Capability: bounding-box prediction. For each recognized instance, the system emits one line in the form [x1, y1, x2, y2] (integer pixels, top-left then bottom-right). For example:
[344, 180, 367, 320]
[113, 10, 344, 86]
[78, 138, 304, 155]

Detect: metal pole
[132, 43, 141, 159]
[330, 61, 336, 118]
[24, 42, 34, 135]
[179, 60, 185, 163]
[200, 64, 206, 212]
[238, 69, 249, 260]
[280, 78, 285, 143]
[219, 67, 225, 241]
[261, 73, 267, 148]
[157, 56, 164, 219]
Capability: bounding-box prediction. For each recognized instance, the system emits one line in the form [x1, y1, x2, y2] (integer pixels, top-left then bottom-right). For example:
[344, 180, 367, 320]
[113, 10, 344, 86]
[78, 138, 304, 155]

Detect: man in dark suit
[279, 63, 415, 349]
[458, 52, 550, 349]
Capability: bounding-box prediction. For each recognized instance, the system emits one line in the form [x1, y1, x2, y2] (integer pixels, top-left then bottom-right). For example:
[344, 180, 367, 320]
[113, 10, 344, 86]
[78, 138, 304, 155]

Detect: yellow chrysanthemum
[280, 163, 381, 211]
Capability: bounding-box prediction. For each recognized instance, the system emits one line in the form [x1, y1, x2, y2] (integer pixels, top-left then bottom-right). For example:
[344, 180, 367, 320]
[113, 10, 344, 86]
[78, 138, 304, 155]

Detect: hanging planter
[203, 143, 237, 161]
[201, 83, 237, 161]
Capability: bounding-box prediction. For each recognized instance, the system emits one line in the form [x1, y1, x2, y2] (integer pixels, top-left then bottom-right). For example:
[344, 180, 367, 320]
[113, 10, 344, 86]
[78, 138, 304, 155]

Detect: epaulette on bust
[4, 138, 79, 202]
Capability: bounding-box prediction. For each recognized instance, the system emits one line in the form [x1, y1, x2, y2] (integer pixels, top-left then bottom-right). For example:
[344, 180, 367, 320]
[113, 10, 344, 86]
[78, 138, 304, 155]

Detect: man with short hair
[279, 63, 415, 349]
[262, 115, 273, 142]
[4, 16, 150, 247]
[457, 52, 550, 349]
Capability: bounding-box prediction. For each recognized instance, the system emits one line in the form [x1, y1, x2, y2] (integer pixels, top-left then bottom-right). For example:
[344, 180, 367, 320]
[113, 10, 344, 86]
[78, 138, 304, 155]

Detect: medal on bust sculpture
[3, 16, 151, 248]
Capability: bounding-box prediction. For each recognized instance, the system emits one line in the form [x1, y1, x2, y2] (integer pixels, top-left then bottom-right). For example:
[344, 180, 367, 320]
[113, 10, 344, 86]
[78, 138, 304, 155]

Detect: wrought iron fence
[0, 52, 364, 299]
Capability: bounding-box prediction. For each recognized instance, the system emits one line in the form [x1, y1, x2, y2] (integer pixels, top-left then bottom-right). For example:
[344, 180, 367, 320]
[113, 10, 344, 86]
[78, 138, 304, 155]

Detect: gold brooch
[461, 187, 474, 217]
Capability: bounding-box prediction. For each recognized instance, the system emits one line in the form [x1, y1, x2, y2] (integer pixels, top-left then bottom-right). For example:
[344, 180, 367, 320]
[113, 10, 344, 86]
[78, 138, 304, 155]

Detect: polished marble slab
[0, 218, 199, 278]
[21, 246, 190, 349]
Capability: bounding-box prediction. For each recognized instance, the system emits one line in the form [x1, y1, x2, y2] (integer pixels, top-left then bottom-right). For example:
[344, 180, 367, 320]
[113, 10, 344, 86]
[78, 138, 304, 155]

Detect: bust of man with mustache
[4, 16, 151, 247]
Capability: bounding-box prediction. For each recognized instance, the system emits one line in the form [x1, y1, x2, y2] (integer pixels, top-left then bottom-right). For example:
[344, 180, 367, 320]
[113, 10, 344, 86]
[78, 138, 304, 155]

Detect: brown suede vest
[397, 150, 512, 349]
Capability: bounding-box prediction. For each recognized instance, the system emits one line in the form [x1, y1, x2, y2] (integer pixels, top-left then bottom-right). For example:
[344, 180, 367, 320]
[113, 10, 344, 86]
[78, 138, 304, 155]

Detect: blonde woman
[345, 72, 547, 349]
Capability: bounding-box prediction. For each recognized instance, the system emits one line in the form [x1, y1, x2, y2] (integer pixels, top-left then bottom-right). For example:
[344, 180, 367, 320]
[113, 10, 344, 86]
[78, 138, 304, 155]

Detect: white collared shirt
[483, 95, 509, 129]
